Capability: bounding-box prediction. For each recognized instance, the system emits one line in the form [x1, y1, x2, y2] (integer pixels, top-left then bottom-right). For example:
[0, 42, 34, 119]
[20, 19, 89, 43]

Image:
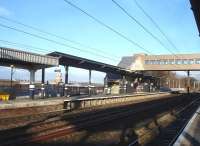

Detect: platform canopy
[0, 47, 59, 70]
[48, 51, 140, 77]
[190, 0, 200, 35]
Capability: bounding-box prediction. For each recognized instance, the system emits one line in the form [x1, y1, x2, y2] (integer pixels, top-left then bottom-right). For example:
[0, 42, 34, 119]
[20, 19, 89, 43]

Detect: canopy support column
[29, 70, 36, 99]
[88, 70, 92, 96]
[187, 70, 190, 94]
[65, 66, 69, 97]
[41, 68, 45, 98]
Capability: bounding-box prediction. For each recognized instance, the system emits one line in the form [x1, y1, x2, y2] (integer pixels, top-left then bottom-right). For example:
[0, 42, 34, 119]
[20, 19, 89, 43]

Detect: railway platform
[0, 94, 97, 110]
[174, 106, 200, 146]
[0, 96, 67, 110]
[0, 92, 167, 110]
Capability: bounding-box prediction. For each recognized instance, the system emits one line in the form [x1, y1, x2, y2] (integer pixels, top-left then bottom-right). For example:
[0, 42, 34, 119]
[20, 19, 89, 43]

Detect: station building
[105, 54, 161, 94]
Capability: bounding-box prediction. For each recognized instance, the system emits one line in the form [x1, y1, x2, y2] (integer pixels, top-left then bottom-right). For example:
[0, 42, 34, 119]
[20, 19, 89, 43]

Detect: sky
[0, 0, 199, 83]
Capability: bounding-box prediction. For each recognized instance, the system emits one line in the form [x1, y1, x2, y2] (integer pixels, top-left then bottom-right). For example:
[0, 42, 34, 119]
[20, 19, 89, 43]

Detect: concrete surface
[0, 92, 167, 110]
[174, 107, 200, 146]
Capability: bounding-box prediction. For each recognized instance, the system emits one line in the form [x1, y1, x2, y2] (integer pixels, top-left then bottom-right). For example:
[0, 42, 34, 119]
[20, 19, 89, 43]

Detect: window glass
[183, 59, 188, 64]
[145, 60, 148, 64]
[164, 60, 169, 64]
[169, 59, 173, 64]
[160, 60, 164, 65]
[188, 59, 194, 64]
[155, 60, 159, 64]
[195, 59, 200, 64]
[175, 59, 182, 64]
[171, 60, 175, 64]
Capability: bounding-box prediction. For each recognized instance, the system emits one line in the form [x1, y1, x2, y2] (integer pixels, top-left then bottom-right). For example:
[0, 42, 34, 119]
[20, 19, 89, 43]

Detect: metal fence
[0, 84, 104, 100]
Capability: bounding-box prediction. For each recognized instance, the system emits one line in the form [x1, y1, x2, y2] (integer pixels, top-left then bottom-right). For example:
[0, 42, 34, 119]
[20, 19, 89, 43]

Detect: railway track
[0, 94, 197, 146]
[0, 93, 173, 130]
[127, 94, 200, 146]
[155, 98, 200, 146]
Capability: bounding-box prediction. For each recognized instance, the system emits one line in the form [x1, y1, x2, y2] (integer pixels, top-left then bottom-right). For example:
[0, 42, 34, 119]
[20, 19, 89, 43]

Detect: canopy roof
[190, 0, 200, 35]
[48, 51, 136, 76]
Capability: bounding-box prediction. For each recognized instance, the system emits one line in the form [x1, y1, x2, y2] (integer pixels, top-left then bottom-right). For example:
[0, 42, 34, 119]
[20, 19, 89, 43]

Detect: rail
[0, 92, 180, 146]
[127, 96, 200, 146]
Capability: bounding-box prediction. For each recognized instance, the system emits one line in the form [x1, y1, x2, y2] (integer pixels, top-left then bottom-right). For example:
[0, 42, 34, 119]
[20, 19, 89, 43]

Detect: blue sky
[0, 0, 199, 83]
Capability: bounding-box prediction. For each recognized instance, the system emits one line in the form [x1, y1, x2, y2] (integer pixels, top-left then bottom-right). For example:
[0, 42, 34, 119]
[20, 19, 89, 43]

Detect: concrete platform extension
[174, 107, 200, 146]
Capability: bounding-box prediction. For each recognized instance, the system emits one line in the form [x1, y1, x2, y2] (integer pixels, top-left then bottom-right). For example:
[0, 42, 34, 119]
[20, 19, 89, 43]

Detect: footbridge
[118, 54, 200, 71]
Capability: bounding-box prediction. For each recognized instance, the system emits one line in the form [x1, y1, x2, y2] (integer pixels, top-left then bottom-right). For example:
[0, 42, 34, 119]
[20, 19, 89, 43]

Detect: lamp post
[10, 65, 14, 88]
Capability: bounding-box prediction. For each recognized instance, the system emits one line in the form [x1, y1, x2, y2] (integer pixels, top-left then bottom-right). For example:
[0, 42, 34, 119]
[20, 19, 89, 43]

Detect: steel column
[88, 70, 92, 96]
[29, 70, 36, 99]
[42, 68, 45, 84]
[104, 73, 108, 94]
[30, 70, 35, 84]
[149, 79, 151, 92]
[123, 75, 127, 94]
[65, 66, 69, 84]
[10, 65, 14, 89]
[187, 70, 190, 94]
[41, 68, 45, 98]
[199, 82, 200, 90]
[65, 66, 69, 97]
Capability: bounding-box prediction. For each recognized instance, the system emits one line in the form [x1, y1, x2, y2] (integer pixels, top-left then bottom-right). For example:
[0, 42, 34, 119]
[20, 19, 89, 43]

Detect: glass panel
[183, 59, 188, 64]
[155, 60, 159, 64]
[188, 59, 194, 64]
[175, 59, 182, 64]
[160, 60, 164, 65]
[195, 59, 200, 64]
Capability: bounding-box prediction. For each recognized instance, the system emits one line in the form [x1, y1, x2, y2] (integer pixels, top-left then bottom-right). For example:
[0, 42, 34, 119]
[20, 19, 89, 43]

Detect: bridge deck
[0, 47, 59, 69]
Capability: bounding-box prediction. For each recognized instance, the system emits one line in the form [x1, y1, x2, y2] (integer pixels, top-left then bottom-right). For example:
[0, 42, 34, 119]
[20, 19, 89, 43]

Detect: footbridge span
[118, 54, 200, 71]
